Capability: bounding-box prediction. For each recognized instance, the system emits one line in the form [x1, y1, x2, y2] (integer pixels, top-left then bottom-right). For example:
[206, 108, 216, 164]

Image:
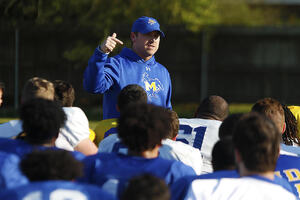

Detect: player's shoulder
[179, 118, 222, 126]
[0, 180, 116, 200]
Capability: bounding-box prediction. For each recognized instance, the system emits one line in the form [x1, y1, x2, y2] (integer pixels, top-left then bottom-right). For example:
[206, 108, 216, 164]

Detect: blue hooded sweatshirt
[83, 47, 172, 119]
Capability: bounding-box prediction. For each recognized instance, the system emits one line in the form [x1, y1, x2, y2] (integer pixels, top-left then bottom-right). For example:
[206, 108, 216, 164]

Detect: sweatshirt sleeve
[83, 47, 120, 94]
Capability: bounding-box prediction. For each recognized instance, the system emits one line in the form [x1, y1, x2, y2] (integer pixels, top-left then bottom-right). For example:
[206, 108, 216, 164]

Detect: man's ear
[130, 32, 137, 43]
[282, 122, 286, 134]
[116, 104, 120, 112]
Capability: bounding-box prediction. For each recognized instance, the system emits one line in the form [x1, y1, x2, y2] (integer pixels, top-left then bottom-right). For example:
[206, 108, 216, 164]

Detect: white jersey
[185, 177, 296, 200]
[55, 107, 90, 151]
[177, 118, 221, 173]
[98, 135, 203, 174]
[0, 107, 90, 151]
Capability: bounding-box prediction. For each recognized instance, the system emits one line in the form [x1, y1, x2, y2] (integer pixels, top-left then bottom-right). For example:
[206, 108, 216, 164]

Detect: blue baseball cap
[131, 16, 165, 37]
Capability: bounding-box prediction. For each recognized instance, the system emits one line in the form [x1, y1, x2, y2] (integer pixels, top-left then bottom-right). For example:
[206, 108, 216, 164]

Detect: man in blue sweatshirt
[83, 16, 172, 119]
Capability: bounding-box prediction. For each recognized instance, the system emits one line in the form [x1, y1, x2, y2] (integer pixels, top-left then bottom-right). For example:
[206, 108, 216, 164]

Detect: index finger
[111, 37, 123, 45]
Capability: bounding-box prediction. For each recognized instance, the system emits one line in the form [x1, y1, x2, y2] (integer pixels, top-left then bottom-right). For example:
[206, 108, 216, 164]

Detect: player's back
[79, 152, 196, 197]
[181, 177, 296, 200]
[98, 134, 203, 174]
[0, 180, 116, 200]
[177, 118, 221, 173]
[276, 154, 300, 198]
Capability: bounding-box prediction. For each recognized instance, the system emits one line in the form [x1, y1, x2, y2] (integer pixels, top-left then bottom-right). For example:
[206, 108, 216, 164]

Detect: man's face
[131, 31, 161, 61]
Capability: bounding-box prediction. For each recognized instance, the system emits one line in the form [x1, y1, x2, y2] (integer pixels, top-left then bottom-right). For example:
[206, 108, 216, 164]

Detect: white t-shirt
[98, 135, 203, 174]
[55, 107, 90, 151]
[185, 177, 296, 200]
[0, 107, 90, 151]
[177, 118, 222, 174]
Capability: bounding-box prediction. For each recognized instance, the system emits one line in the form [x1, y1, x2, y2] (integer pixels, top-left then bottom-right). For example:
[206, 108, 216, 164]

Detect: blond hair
[21, 77, 54, 103]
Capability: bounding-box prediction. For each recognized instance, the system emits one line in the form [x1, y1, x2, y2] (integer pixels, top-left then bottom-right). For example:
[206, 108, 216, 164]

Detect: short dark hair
[118, 84, 147, 111]
[118, 103, 171, 152]
[121, 174, 170, 200]
[251, 97, 285, 133]
[194, 95, 229, 121]
[219, 113, 243, 139]
[53, 80, 75, 107]
[20, 98, 66, 145]
[20, 149, 83, 181]
[233, 112, 280, 172]
[212, 138, 235, 171]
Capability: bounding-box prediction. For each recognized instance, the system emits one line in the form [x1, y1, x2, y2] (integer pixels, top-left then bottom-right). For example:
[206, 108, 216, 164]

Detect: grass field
[0, 103, 253, 130]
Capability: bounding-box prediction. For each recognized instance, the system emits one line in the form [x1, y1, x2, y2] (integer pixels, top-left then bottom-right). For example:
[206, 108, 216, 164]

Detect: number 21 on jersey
[176, 125, 207, 150]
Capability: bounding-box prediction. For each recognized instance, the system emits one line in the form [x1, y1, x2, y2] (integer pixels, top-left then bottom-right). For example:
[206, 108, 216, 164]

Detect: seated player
[94, 84, 148, 144]
[99, 86, 203, 174]
[0, 151, 28, 189]
[176, 95, 229, 173]
[171, 113, 296, 200]
[0, 77, 55, 138]
[252, 97, 300, 156]
[0, 98, 84, 161]
[0, 149, 115, 200]
[79, 103, 196, 197]
[53, 80, 98, 155]
[121, 174, 170, 200]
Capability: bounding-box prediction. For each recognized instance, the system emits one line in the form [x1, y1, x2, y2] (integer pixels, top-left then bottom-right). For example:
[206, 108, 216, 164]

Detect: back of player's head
[233, 112, 280, 173]
[219, 113, 243, 139]
[121, 174, 170, 200]
[194, 95, 229, 121]
[118, 103, 171, 153]
[21, 77, 54, 103]
[20, 98, 66, 145]
[20, 149, 83, 181]
[167, 110, 179, 139]
[282, 104, 300, 146]
[118, 84, 148, 111]
[251, 97, 285, 133]
[53, 80, 75, 107]
[212, 138, 235, 171]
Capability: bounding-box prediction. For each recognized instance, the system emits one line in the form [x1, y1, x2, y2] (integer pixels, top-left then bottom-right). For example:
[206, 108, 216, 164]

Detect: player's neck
[239, 163, 275, 180]
[128, 146, 160, 159]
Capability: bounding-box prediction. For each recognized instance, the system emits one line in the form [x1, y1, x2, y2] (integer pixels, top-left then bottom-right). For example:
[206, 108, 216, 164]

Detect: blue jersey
[0, 151, 28, 189]
[0, 138, 85, 161]
[0, 181, 116, 200]
[79, 152, 196, 197]
[171, 170, 293, 200]
[275, 154, 300, 198]
[83, 47, 172, 119]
